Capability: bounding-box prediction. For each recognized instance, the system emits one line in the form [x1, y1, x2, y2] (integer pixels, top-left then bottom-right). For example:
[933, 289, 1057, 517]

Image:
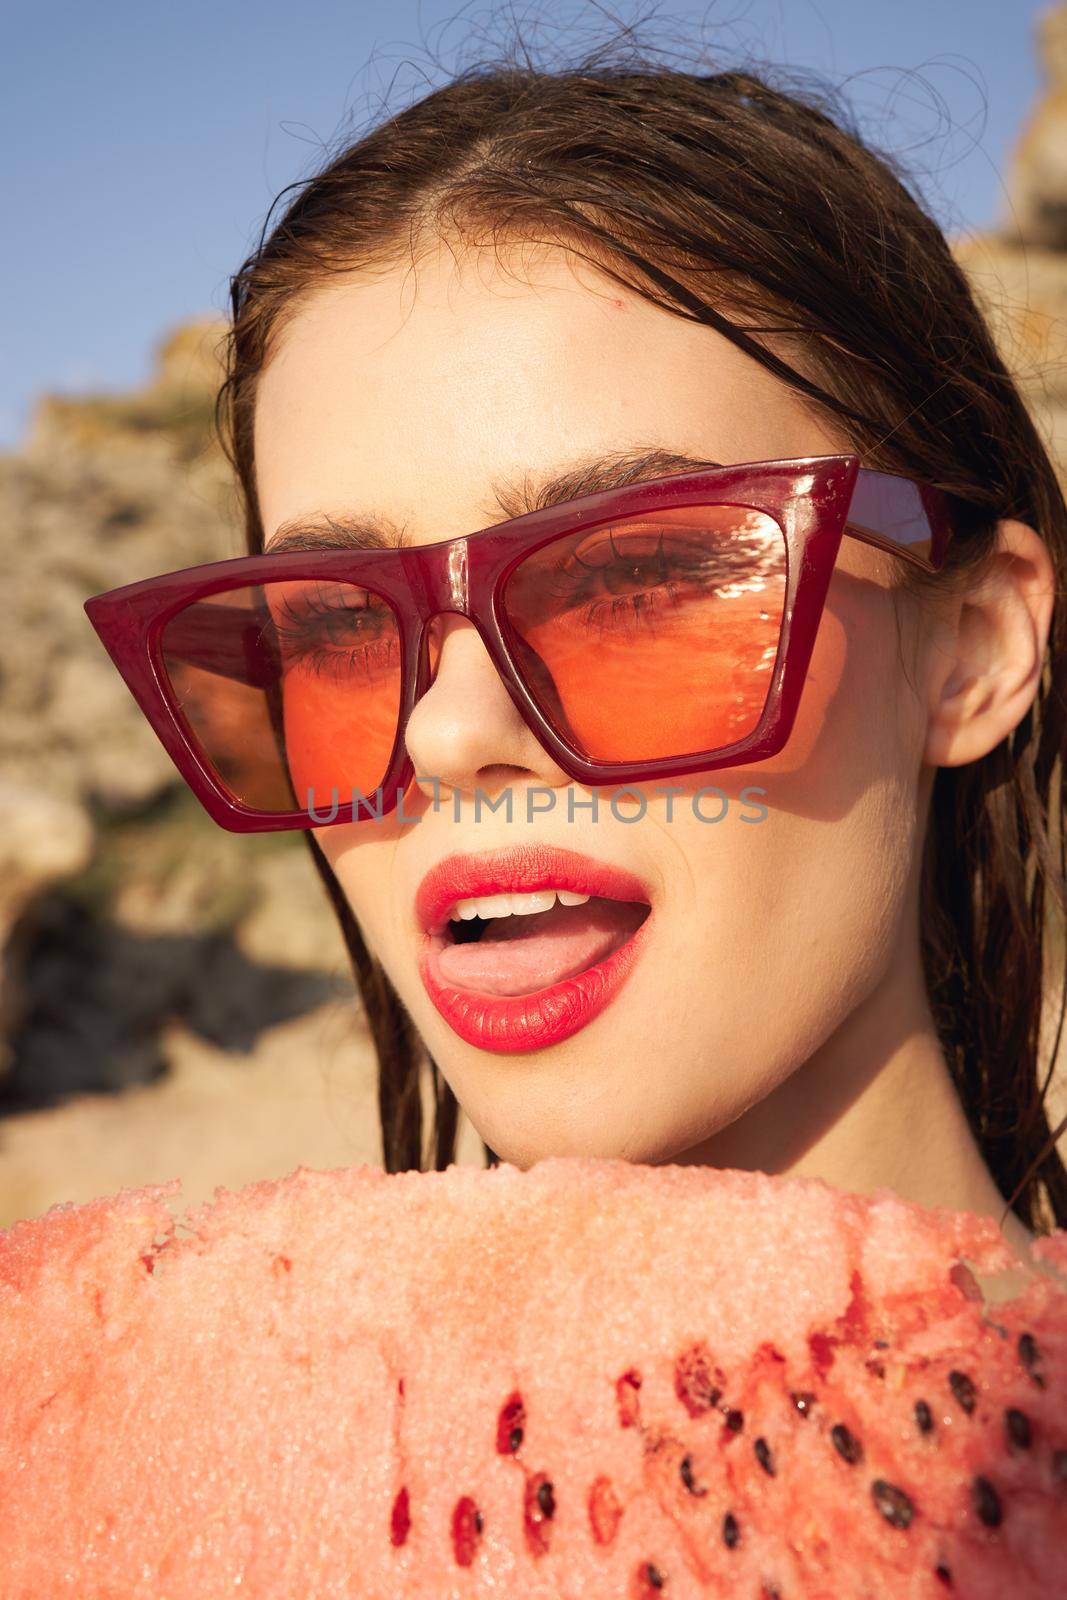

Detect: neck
[672, 931, 1037, 1261]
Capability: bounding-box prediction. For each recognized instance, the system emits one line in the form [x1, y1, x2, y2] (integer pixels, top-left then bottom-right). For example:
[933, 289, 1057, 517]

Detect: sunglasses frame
[83, 453, 957, 833]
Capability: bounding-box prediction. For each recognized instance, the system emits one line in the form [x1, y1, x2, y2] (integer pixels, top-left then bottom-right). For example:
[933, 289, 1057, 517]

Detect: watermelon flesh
[0, 1157, 1065, 1598]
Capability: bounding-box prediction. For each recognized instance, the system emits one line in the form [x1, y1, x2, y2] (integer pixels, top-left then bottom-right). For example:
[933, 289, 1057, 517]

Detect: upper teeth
[447, 888, 591, 922]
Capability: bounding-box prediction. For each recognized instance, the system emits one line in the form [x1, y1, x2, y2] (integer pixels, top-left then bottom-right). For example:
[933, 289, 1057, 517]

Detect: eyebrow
[262, 447, 726, 554]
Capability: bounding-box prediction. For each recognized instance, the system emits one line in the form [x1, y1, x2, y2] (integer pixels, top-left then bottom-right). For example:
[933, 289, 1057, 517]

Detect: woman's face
[253, 239, 933, 1168]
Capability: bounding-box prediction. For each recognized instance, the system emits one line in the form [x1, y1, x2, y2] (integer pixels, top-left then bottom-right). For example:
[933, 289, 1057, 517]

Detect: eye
[550, 528, 727, 605]
[270, 584, 399, 680]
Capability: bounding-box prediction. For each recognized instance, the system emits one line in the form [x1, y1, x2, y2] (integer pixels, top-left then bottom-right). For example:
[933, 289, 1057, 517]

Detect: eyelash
[269, 525, 741, 677]
[273, 588, 398, 680]
[540, 527, 734, 631]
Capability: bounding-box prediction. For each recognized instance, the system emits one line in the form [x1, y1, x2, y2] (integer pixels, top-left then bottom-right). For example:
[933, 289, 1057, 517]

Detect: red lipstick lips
[414, 843, 654, 1054]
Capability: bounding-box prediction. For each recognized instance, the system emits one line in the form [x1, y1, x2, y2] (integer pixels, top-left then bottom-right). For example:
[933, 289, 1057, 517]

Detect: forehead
[252, 240, 837, 542]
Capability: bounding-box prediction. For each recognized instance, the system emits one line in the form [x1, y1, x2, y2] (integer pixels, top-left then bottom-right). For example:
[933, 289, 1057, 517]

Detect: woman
[84, 44, 1066, 1250]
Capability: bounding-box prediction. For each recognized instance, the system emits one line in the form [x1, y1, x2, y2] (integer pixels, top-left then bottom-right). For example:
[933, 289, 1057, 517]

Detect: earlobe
[922, 518, 1056, 770]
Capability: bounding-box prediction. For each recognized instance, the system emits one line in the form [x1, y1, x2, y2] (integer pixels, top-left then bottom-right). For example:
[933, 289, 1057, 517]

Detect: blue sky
[3, 0, 1051, 451]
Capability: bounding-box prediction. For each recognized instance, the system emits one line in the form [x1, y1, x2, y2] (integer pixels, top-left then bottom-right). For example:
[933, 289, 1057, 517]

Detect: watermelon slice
[1, 1157, 1065, 1597]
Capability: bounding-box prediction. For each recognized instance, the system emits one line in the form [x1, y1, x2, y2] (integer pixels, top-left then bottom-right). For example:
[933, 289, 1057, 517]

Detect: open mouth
[431, 890, 653, 999]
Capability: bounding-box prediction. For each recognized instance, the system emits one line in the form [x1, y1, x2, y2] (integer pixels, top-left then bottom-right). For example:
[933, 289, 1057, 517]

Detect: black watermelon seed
[871, 1479, 915, 1529]
[722, 1511, 740, 1549]
[1004, 1408, 1032, 1450]
[934, 1563, 953, 1587]
[791, 1391, 816, 1417]
[754, 1436, 776, 1476]
[831, 1423, 864, 1465]
[452, 1497, 483, 1567]
[536, 1480, 555, 1518]
[1052, 1449, 1067, 1486]
[949, 1370, 977, 1415]
[971, 1475, 1002, 1528]
[914, 1399, 935, 1435]
[679, 1455, 707, 1497]
[874, 1338, 890, 1349]
[645, 1561, 664, 1589]
[1018, 1332, 1046, 1389]
[497, 1393, 526, 1454]
[723, 1407, 744, 1432]
[760, 1586, 782, 1600]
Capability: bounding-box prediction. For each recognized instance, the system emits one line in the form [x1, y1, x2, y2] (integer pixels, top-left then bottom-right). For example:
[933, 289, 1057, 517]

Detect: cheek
[311, 825, 405, 952]
[779, 597, 851, 768]
[282, 671, 401, 807]
[639, 590, 921, 1041]
[753, 595, 855, 785]
[745, 576, 918, 790]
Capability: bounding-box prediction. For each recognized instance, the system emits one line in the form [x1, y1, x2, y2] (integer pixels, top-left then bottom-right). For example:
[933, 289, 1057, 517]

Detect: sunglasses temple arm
[842, 471, 955, 573]
[158, 602, 282, 689]
[841, 521, 941, 573]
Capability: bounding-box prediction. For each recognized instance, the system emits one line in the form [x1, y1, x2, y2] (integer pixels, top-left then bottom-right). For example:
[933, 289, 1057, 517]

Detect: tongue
[436, 896, 649, 997]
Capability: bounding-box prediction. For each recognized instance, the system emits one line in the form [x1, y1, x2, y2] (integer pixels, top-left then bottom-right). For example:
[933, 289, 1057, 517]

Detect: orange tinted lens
[159, 579, 402, 814]
[500, 506, 787, 761]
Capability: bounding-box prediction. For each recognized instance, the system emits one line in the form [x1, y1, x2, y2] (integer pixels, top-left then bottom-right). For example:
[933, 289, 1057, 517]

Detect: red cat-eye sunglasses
[82, 454, 959, 833]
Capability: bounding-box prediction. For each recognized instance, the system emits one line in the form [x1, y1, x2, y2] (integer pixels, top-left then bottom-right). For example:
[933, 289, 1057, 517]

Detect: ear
[922, 518, 1057, 769]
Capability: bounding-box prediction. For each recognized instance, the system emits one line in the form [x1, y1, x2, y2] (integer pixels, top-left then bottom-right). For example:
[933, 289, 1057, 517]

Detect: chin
[475, 1117, 656, 1171]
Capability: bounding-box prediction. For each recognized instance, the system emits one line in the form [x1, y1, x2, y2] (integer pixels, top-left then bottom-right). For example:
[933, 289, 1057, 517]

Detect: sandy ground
[0, 1000, 486, 1229]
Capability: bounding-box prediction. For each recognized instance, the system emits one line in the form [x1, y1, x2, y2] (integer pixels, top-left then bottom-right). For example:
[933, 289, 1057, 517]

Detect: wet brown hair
[215, 27, 1067, 1230]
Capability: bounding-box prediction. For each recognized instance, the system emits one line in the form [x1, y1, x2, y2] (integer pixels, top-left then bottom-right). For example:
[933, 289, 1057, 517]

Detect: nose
[403, 611, 572, 807]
